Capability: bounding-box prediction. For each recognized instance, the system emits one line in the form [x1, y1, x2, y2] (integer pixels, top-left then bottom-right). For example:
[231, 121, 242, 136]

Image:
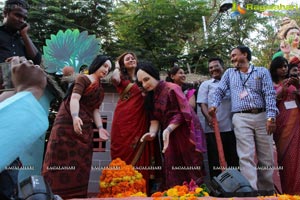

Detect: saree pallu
[42, 76, 104, 199]
[111, 79, 157, 194]
[274, 85, 300, 195]
[153, 81, 206, 190]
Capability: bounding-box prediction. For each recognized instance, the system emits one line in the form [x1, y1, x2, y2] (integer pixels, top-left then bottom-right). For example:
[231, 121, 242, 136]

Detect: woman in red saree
[137, 61, 206, 190]
[42, 55, 112, 199]
[110, 52, 159, 194]
[270, 56, 300, 194]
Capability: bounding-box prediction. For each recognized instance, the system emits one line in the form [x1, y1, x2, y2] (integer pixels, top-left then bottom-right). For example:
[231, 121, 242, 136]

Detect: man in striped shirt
[209, 46, 278, 192]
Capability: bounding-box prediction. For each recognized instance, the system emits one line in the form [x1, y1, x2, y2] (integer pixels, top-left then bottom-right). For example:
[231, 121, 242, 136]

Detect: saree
[273, 84, 300, 195]
[110, 79, 157, 193]
[42, 75, 104, 199]
[152, 81, 206, 190]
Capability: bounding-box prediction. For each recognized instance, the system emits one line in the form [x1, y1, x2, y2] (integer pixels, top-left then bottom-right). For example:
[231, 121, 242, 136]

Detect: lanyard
[239, 65, 254, 88]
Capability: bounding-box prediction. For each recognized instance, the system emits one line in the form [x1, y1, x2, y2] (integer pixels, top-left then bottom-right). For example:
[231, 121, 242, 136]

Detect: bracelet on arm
[71, 113, 78, 118]
[98, 125, 103, 129]
[166, 126, 173, 133]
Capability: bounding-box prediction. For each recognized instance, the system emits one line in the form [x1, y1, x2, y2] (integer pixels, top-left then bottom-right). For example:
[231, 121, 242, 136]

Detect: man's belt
[235, 108, 266, 114]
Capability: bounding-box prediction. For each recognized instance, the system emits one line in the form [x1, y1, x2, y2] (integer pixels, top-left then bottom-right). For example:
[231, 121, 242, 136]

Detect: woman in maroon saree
[42, 55, 112, 199]
[110, 52, 159, 194]
[137, 61, 206, 190]
[270, 57, 300, 194]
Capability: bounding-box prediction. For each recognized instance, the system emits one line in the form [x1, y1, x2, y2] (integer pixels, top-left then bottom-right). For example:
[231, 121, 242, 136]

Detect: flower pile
[97, 158, 146, 198]
[272, 194, 300, 200]
[151, 179, 209, 200]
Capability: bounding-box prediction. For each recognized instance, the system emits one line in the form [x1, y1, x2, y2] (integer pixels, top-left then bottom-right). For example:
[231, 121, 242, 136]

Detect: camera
[289, 74, 298, 78]
[16, 175, 62, 200]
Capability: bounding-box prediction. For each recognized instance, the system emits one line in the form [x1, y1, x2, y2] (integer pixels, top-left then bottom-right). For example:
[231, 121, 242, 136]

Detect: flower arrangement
[273, 194, 300, 200]
[151, 179, 209, 200]
[97, 158, 146, 198]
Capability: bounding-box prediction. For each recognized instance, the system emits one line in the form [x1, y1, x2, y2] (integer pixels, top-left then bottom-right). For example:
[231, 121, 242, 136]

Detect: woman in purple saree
[137, 61, 206, 190]
[270, 56, 300, 194]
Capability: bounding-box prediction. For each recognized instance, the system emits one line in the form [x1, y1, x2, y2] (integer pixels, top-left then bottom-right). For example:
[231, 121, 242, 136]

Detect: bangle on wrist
[71, 113, 78, 117]
[98, 125, 103, 129]
[166, 126, 173, 133]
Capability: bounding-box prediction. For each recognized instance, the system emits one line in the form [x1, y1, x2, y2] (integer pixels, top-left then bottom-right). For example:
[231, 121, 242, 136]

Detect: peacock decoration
[43, 29, 101, 75]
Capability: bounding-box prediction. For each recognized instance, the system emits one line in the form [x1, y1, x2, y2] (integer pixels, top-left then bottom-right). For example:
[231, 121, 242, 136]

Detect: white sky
[275, 0, 299, 5]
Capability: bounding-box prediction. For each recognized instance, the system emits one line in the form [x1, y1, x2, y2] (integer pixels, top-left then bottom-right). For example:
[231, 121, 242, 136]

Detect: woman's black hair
[288, 63, 298, 77]
[137, 61, 160, 80]
[269, 56, 288, 84]
[166, 66, 180, 82]
[64, 55, 112, 100]
[136, 61, 160, 112]
[88, 55, 112, 74]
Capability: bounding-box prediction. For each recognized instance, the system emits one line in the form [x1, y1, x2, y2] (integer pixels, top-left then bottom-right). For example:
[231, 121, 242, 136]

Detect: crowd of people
[0, 0, 300, 199]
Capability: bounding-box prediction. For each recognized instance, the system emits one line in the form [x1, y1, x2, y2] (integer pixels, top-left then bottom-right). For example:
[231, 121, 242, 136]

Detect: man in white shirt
[197, 57, 239, 179]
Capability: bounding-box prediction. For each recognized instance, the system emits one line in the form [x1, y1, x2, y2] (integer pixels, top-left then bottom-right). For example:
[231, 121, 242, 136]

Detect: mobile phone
[289, 74, 298, 78]
[0, 62, 13, 89]
[20, 23, 28, 30]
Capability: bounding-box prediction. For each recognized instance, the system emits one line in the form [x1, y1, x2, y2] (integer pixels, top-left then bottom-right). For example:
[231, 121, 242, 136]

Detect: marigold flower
[98, 158, 146, 198]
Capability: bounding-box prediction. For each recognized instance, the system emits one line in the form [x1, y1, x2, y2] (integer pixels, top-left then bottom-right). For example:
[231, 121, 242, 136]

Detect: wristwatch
[267, 117, 276, 123]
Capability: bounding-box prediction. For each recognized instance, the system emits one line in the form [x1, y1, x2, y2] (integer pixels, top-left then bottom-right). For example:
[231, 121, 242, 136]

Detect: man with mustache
[209, 46, 278, 193]
[0, 0, 41, 91]
[197, 57, 239, 179]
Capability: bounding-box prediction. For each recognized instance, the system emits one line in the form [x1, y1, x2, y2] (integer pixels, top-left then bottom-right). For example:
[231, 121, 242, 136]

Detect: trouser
[206, 131, 239, 178]
[232, 112, 274, 191]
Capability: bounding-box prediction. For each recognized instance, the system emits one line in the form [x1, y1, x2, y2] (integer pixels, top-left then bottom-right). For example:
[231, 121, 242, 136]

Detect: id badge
[284, 100, 297, 110]
[239, 89, 248, 99]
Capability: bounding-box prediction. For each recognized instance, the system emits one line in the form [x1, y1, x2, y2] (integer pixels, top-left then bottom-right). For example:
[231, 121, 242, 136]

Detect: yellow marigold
[293, 195, 300, 200]
[166, 188, 178, 197]
[195, 187, 203, 193]
[130, 192, 147, 197]
[203, 192, 209, 196]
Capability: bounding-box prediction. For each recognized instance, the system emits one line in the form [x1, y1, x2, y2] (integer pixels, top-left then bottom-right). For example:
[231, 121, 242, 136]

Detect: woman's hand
[73, 116, 83, 134]
[162, 128, 171, 153]
[99, 128, 110, 141]
[140, 132, 156, 142]
[288, 77, 300, 88]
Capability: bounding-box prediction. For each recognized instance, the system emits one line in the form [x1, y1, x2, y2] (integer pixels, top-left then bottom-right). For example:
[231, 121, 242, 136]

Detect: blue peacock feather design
[43, 29, 101, 75]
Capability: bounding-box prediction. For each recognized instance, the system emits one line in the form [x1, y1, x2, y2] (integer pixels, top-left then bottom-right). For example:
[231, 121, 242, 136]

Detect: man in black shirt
[0, 1, 42, 199]
[0, 0, 41, 91]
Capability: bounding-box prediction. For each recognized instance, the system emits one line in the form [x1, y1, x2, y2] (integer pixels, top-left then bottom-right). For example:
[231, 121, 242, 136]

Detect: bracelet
[71, 113, 78, 117]
[98, 125, 103, 129]
[166, 126, 173, 133]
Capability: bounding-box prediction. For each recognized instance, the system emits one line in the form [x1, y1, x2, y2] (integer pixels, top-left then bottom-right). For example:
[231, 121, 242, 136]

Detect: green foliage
[13, 0, 114, 53]
[110, 0, 210, 71]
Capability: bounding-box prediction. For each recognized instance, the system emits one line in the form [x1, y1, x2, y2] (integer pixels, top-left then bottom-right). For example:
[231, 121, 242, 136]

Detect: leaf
[43, 29, 101, 74]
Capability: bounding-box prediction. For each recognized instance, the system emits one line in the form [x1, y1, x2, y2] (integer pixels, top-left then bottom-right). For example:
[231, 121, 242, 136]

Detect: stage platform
[70, 197, 279, 200]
